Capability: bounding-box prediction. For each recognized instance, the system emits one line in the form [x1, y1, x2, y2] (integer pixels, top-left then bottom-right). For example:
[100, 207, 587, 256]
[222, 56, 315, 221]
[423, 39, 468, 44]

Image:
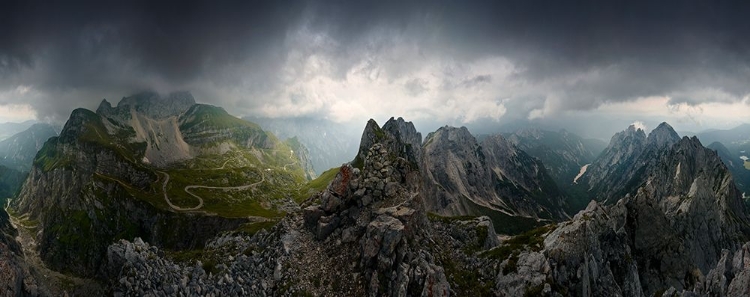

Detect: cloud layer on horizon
[1, 0, 749, 135]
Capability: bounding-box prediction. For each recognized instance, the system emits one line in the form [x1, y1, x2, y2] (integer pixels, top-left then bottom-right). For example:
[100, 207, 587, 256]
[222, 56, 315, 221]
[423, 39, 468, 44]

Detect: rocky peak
[58, 108, 98, 144]
[355, 118, 422, 169]
[356, 119, 383, 161]
[381, 117, 422, 165]
[426, 126, 476, 148]
[301, 116, 448, 296]
[421, 124, 568, 225]
[95, 98, 112, 114]
[621, 124, 647, 142]
[646, 122, 681, 149]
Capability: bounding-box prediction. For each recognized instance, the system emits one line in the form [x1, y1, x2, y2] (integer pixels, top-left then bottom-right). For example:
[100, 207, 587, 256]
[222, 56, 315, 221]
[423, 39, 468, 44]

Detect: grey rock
[316, 215, 341, 240]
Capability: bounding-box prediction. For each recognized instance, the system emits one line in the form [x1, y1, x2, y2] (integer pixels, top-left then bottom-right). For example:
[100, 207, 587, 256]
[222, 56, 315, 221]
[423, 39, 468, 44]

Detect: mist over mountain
[0, 89, 748, 296]
[245, 116, 361, 175]
[0, 120, 38, 141]
[3, 1, 750, 296]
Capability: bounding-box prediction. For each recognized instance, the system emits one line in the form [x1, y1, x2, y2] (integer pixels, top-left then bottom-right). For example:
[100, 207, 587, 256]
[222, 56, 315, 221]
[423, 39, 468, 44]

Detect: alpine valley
[2, 92, 750, 297]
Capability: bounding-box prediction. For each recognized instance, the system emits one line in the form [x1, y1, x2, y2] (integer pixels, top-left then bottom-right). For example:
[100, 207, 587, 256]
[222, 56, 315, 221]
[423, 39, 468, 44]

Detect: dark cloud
[0, 0, 749, 128]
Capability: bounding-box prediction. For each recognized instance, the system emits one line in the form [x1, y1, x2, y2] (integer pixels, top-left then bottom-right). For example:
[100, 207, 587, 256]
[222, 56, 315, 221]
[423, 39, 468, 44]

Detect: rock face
[0, 123, 57, 172]
[421, 126, 567, 227]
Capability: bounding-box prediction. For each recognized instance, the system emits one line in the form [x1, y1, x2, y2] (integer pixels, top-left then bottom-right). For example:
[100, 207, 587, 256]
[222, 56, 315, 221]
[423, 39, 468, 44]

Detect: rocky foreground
[6, 117, 750, 296]
[102, 118, 750, 297]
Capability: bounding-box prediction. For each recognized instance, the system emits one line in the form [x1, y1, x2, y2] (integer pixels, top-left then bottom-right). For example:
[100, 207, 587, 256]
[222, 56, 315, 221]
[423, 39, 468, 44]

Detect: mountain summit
[572, 122, 683, 208]
[97, 91, 196, 119]
[9, 91, 315, 280]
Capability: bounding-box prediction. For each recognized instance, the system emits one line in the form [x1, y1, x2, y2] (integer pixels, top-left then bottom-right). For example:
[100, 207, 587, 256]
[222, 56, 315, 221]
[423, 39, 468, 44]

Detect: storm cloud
[1, 0, 749, 135]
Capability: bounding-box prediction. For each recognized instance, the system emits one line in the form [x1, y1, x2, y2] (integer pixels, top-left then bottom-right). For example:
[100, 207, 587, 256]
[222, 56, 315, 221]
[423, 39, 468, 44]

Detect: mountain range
[0, 123, 58, 172]
[2, 93, 750, 296]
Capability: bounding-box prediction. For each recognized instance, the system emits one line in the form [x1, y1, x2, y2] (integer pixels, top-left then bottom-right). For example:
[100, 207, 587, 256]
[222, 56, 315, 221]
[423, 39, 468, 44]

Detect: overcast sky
[1, 0, 749, 139]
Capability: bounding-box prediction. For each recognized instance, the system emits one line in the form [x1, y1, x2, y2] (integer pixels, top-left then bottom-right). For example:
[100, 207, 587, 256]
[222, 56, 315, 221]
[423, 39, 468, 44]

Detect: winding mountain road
[158, 169, 266, 212]
[282, 149, 297, 171]
[157, 171, 203, 211]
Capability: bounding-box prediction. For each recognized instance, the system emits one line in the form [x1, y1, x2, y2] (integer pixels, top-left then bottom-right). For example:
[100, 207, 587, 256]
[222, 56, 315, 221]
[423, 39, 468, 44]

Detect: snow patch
[573, 164, 590, 184]
[740, 155, 748, 161]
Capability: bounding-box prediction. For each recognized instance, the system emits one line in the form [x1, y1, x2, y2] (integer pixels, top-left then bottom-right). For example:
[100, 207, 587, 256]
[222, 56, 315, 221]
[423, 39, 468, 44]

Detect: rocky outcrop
[354, 117, 422, 170]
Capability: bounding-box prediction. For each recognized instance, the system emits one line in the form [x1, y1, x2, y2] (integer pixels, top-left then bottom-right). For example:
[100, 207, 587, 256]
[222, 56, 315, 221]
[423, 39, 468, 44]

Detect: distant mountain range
[503, 128, 606, 187]
[0, 120, 37, 141]
[2, 93, 750, 296]
[0, 123, 57, 172]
